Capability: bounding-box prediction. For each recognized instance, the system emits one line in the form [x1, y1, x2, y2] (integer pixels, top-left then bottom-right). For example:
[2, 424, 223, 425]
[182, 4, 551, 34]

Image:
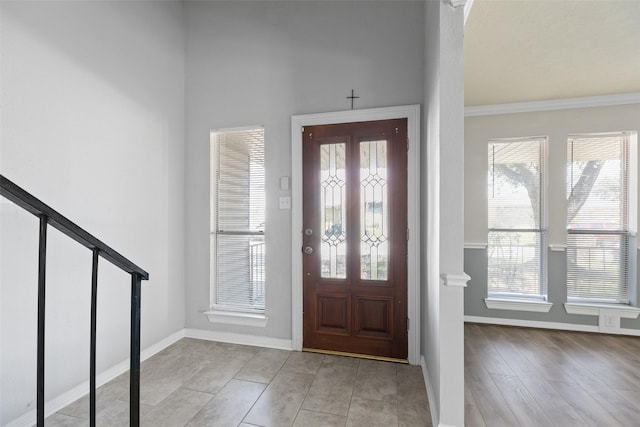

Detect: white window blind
[488, 138, 546, 298]
[567, 133, 629, 303]
[211, 128, 265, 312]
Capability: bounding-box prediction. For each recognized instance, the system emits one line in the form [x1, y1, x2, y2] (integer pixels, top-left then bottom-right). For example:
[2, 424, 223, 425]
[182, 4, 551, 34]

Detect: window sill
[564, 302, 640, 319]
[204, 309, 268, 327]
[564, 302, 640, 332]
[464, 243, 487, 250]
[484, 297, 553, 313]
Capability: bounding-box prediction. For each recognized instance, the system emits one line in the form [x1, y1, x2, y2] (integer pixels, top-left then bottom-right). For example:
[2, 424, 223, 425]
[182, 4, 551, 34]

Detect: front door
[302, 119, 408, 360]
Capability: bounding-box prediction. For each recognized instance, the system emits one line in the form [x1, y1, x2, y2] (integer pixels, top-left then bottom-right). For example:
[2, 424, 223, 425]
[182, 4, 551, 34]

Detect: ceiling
[464, 0, 640, 106]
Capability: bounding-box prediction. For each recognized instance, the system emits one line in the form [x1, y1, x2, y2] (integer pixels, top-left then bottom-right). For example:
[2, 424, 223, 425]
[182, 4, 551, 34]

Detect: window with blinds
[566, 133, 631, 303]
[487, 137, 547, 298]
[210, 128, 265, 312]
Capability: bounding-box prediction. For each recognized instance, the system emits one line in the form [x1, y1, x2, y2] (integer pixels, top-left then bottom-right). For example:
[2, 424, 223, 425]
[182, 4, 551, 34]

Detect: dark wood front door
[302, 119, 408, 360]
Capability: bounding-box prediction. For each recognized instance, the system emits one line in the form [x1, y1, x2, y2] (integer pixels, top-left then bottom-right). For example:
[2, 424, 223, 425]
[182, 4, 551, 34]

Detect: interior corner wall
[464, 103, 640, 331]
[0, 1, 186, 424]
[423, 0, 442, 419]
[423, 1, 466, 426]
[184, 1, 425, 340]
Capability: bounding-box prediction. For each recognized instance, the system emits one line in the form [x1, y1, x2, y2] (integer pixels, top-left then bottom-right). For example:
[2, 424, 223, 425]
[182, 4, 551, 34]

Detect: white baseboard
[464, 315, 640, 336]
[184, 328, 293, 351]
[5, 330, 185, 427]
[421, 355, 440, 427]
[464, 315, 598, 332]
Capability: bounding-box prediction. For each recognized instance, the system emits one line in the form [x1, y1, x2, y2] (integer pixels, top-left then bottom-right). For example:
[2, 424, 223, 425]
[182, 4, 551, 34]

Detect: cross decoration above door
[347, 89, 360, 110]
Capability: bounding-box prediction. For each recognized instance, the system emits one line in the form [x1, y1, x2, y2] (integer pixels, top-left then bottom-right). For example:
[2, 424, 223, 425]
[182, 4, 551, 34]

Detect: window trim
[487, 136, 549, 301]
[209, 126, 267, 323]
[565, 131, 637, 304]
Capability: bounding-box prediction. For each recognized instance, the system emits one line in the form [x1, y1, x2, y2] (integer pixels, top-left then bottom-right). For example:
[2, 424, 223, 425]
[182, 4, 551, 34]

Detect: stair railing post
[90, 248, 100, 427]
[130, 273, 142, 427]
[0, 175, 149, 426]
[37, 215, 48, 426]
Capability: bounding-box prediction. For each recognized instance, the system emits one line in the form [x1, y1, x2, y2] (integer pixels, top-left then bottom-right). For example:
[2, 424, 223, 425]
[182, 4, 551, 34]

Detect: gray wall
[1, 1, 186, 423]
[464, 104, 640, 331]
[184, 1, 425, 339]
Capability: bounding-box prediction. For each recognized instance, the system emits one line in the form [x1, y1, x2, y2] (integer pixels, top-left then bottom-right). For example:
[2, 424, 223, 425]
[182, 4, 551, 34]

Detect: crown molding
[465, 92, 640, 117]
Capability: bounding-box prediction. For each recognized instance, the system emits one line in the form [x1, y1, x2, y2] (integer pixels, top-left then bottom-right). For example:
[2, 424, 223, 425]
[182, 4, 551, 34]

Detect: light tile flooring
[46, 338, 432, 426]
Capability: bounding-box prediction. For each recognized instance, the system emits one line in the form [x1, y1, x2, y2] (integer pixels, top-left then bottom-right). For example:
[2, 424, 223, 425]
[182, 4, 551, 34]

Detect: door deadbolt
[304, 228, 313, 236]
[303, 246, 314, 255]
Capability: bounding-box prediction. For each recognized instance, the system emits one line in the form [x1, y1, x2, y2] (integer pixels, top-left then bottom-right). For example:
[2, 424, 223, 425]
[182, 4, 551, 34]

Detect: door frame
[291, 104, 421, 364]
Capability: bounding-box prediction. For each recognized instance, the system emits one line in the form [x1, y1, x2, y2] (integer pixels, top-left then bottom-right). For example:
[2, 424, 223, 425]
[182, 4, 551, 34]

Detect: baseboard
[421, 355, 440, 427]
[5, 329, 185, 427]
[464, 315, 640, 336]
[184, 328, 293, 351]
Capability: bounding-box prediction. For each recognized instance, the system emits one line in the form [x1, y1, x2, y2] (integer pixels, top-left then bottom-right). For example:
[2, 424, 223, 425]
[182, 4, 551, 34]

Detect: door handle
[303, 246, 314, 255]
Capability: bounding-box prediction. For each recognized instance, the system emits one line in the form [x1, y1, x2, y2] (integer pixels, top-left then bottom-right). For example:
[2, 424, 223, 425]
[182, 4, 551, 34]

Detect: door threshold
[303, 347, 408, 364]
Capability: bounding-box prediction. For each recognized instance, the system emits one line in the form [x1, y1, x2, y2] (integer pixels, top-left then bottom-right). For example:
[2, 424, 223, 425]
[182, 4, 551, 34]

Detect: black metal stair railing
[0, 174, 149, 427]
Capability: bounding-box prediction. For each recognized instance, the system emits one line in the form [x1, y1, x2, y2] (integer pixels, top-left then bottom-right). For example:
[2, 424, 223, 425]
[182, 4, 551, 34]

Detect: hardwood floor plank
[600, 334, 640, 365]
[580, 380, 640, 426]
[532, 331, 640, 426]
[560, 331, 640, 391]
[553, 331, 640, 392]
[465, 339, 519, 426]
[467, 324, 515, 376]
[483, 326, 588, 427]
[549, 380, 624, 427]
[465, 324, 640, 427]
[506, 328, 578, 384]
[614, 388, 640, 412]
[489, 372, 554, 427]
[464, 380, 487, 427]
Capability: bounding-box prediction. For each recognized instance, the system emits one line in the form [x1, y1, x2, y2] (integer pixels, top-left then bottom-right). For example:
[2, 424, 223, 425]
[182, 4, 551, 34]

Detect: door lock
[303, 246, 314, 255]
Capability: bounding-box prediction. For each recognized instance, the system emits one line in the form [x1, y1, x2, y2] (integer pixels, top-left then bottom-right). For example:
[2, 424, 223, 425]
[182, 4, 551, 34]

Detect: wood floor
[465, 323, 640, 427]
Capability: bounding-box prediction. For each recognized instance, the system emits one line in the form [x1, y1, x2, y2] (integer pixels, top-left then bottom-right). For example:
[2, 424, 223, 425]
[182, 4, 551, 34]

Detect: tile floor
[46, 338, 432, 426]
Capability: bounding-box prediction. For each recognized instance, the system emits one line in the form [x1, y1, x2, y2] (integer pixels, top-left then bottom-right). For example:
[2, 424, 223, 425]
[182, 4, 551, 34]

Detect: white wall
[0, 1, 467, 425]
[0, 1, 186, 424]
[184, 1, 425, 339]
[423, 1, 466, 426]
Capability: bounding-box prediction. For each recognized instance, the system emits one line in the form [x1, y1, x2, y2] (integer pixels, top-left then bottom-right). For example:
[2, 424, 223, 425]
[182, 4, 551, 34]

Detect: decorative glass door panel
[302, 119, 408, 360]
[320, 143, 347, 279]
[360, 140, 388, 281]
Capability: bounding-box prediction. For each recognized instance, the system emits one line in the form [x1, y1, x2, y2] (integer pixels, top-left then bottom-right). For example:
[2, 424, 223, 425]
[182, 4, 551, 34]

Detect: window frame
[209, 126, 266, 319]
[487, 136, 549, 301]
[566, 131, 638, 305]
